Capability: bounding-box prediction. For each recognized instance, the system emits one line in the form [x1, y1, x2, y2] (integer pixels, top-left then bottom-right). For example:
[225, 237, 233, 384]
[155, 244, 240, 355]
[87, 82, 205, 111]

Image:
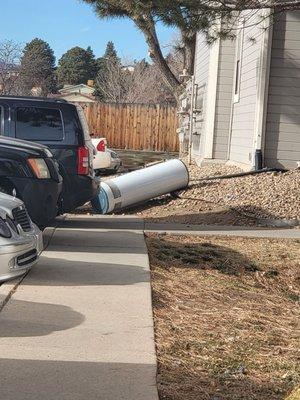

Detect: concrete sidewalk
[62, 215, 300, 239]
[0, 216, 158, 400]
[144, 222, 300, 239]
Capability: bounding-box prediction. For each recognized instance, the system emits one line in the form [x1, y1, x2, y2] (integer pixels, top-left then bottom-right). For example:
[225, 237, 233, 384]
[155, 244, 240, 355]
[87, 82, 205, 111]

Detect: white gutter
[227, 18, 245, 161]
[252, 10, 273, 168]
[203, 23, 221, 159]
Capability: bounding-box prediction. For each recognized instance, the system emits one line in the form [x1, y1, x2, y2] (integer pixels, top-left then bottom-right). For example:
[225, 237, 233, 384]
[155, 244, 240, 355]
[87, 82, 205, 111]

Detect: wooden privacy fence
[78, 102, 179, 152]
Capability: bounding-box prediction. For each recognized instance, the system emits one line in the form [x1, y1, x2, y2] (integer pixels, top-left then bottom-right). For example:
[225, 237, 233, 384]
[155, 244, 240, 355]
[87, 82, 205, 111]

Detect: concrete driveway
[0, 215, 158, 400]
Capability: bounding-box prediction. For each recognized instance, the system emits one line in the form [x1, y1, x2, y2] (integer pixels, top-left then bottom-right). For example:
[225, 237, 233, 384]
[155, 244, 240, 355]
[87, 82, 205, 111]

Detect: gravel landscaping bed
[76, 162, 299, 226]
[147, 234, 300, 400]
[125, 163, 300, 225]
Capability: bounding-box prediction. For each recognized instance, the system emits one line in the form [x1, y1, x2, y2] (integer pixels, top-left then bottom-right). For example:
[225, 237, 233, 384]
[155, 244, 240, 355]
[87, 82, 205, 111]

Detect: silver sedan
[0, 193, 43, 283]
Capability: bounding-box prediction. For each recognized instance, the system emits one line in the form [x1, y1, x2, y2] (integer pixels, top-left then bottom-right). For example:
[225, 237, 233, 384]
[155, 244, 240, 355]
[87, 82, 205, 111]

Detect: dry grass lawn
[146, 234, 300, 400]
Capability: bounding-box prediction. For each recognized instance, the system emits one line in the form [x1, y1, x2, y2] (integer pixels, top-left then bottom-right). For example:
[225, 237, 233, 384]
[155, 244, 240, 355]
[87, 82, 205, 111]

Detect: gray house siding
[213, 39, 236, 159]
[229, 13, 262, 166]
[189, 11, 300, 170]
[192, 33, 210, 158]
[265, 11, 300, 168]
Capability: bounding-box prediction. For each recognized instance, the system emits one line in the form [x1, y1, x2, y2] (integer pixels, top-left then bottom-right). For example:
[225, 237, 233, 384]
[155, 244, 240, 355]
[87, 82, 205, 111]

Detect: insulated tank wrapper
[93, 159, 189, 214]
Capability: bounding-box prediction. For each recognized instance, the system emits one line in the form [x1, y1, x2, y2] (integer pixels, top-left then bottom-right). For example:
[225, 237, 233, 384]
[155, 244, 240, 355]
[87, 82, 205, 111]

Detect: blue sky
[0, 0, 176, 63]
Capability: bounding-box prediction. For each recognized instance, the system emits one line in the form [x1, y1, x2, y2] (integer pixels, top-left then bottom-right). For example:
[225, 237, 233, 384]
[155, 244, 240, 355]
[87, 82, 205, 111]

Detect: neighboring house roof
[59, 84, 95, 95]
[50, 92, 96, 103]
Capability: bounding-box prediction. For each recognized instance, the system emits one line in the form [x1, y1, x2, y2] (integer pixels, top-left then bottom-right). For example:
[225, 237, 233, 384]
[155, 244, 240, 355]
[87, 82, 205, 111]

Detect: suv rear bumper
[60, 175, 100, 213]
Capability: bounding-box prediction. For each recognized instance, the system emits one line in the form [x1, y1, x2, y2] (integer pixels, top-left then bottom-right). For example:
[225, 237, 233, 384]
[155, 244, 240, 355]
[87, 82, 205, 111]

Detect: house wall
[213, 38, 236, 159]
[229, 12, 262, 166]
[60, 93, 95, 103]
[265, 11, 300, 169]
[60, 85, 94, 95]
[192, 32, 210, 158]
[80, 86, 94, 95]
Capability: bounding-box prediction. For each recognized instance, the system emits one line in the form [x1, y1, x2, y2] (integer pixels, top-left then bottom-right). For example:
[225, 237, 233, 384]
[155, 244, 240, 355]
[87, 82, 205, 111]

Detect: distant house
[31, 86, 42, 96]
[56, 83, 96, 103]
[179, 11, 300, 170]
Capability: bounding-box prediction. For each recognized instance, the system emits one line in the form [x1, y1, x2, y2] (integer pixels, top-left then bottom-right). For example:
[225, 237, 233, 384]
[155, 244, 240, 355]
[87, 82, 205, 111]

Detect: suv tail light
[97, 139, 106, 152]
[77, 146, 89, 175]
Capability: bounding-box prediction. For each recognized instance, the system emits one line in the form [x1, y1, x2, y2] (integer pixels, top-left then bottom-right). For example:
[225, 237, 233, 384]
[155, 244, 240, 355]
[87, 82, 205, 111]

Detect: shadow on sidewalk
[45, 227, 147, 254]
[0, 299, 84, 337]
[144, 205, 287, 225]
[120, 201, 293, 227]
[22, 257, 150, 286]
[56, 218, 143, 230]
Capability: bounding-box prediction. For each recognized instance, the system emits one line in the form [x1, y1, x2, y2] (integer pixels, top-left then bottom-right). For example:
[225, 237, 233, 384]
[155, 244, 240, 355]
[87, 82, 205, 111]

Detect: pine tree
[103, 41, 119, 62]
[57, 46, 98, 86]
[96, 41, 120, 71]
[94, 41, 122, 100]
[19, 38, 56, 96]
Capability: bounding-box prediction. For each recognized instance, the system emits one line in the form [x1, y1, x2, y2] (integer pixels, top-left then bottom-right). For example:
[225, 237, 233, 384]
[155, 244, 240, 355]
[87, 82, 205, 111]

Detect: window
[16, 107, 64, 141]
[234, 22, 244, 103]
[195, 84, 205, 112]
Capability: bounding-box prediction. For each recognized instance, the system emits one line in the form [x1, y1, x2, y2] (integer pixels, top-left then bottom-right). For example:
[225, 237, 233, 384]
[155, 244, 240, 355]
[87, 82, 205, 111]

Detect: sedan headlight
[0, 217, 12, 238]
[27, 158, 51, 179]
[6, 216, 19, 234]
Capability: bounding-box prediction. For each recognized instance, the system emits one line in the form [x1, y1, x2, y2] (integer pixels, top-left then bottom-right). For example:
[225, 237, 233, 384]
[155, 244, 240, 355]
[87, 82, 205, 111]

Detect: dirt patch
[147, 234, 300, 400]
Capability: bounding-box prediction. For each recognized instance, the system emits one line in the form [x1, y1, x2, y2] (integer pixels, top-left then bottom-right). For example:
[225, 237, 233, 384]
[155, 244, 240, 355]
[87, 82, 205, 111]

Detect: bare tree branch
[0, 40, 22, 95]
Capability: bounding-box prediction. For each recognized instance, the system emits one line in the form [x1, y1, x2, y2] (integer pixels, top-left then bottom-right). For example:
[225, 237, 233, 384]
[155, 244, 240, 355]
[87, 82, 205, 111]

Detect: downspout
[252, 10, 273, 170]
[188, 75, 196, 165]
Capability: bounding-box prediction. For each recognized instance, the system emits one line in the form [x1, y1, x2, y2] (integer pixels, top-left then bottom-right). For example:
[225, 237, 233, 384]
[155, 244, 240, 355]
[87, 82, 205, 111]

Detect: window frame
[15, 105, 65, 142]
[233, 19, 245, 104]
[195, 83, 205, 113]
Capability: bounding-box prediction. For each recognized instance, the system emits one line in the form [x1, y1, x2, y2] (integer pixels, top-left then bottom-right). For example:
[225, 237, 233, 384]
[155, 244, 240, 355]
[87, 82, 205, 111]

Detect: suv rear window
[16, 107, 64, 141]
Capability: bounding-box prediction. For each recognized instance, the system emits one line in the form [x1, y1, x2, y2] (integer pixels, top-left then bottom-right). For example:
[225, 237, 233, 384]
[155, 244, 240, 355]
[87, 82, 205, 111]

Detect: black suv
[0, 137, 62, 227]
[0, 96, 99, 214]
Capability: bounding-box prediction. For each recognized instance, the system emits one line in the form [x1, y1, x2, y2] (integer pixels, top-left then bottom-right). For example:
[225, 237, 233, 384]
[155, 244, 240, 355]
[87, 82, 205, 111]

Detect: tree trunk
[135, 17, 183, 99]
[182, 33, 197, 77]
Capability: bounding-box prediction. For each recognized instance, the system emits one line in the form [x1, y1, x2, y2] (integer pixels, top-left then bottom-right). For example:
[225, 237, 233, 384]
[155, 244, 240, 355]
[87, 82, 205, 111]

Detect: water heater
[92, 159, 189, 214]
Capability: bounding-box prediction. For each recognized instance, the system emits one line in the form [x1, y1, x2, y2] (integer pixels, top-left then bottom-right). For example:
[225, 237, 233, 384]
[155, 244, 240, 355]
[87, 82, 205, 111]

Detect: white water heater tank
[94, 159, 189, 214]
